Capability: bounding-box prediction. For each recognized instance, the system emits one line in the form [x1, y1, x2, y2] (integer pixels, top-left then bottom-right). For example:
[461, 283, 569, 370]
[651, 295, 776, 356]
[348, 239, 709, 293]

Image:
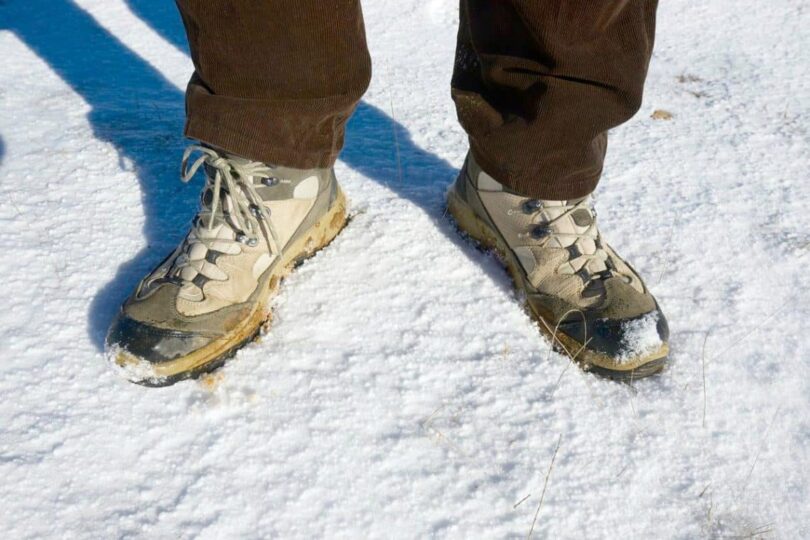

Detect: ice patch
[616, 312, 663, 364]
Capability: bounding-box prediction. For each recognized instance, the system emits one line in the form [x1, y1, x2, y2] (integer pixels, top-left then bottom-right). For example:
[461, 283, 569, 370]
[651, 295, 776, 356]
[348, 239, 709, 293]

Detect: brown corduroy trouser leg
[175, 0, 657, 200]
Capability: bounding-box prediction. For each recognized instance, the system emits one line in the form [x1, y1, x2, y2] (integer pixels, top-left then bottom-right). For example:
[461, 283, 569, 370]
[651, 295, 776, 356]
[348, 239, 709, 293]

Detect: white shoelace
[171, 145, 283, 285]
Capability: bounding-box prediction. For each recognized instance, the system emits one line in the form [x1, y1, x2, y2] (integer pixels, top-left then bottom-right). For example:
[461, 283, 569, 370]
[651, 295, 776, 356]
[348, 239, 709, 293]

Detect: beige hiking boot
[106, 145, 348, 386]
[448, 153, 669, 379]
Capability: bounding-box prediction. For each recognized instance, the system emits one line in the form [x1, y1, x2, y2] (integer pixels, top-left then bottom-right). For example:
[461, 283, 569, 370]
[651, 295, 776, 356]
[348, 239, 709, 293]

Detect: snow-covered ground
[1, 0, 808, 537]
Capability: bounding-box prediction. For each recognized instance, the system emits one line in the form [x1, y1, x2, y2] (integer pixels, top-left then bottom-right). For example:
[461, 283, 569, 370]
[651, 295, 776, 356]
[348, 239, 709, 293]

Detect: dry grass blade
[702, 332, 709, 428]
[513, 494, 531, 509]
[742, 522, 774, 538]
[548, 309, 589, 394]
[420, 404, 469, 457]
[740, 406, 781, 497]
[527, 434, 563, 540]
[706, 245, 810, 367]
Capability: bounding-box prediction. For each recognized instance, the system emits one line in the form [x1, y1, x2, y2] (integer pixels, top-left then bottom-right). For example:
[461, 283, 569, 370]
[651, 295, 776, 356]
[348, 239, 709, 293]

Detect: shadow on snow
[3, 0, 478, 354]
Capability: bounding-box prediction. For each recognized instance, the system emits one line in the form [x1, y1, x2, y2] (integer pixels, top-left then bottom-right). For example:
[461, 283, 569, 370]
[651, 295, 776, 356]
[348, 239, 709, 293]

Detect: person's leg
[108, 2, 368, 385]
[452, 0, 657, 200]
[448, 1, 668, 378]
[175, 0, 372, 168]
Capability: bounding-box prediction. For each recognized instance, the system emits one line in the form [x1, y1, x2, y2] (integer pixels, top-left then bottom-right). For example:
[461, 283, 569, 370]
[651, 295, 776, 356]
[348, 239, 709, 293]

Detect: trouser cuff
[184, 82, 357, 169]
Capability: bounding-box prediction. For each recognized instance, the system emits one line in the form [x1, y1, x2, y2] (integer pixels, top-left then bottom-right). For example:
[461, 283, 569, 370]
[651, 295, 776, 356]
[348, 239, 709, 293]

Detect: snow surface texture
[0, 0, 808, 538]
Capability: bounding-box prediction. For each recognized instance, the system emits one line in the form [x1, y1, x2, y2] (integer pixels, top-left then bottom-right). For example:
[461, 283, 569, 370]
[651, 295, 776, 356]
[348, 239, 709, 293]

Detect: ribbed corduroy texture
[452, 0, 658, 199]
[176, 0, 657, 200]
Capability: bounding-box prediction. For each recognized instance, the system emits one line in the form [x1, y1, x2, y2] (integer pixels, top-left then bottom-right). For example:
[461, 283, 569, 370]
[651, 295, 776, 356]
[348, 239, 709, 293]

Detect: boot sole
[112, 189, 350, 387]
[447, 186, 668, 380]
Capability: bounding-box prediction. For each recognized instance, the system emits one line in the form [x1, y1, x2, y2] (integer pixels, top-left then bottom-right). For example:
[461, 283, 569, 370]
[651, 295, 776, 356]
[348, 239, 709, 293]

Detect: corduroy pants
[175, 1, 658, 200]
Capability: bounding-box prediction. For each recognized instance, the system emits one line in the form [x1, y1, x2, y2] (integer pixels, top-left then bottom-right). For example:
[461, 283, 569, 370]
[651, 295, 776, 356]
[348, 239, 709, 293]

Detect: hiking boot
[106, 145, 348, 386]
[447, 153, 669, 379]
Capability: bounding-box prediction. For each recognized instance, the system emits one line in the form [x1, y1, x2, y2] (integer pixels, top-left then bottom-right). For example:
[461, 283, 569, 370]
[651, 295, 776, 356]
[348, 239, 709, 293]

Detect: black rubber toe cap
[106, 313, 213, 364]
[556, 306, 669, 359]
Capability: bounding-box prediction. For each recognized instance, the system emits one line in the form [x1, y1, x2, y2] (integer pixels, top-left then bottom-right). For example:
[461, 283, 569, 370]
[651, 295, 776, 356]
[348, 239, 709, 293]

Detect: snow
[0, 0, 808, 538]
[617, 312, 663, 365]
[107, 343, 161, 384]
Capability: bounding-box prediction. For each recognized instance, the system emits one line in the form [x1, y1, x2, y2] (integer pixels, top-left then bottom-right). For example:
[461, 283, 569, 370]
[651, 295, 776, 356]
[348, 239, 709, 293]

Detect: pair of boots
[107, 146, 669, 386]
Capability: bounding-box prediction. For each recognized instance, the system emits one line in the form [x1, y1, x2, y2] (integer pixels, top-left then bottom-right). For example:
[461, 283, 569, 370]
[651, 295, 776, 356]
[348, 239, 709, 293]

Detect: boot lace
[519, 196, 630, 289]
[168, 145, 283, 287]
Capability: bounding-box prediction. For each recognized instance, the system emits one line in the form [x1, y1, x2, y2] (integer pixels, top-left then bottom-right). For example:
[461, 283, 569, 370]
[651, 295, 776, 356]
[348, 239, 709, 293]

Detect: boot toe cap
[105, 313, 214, 384]
[554, 306, 669, 376]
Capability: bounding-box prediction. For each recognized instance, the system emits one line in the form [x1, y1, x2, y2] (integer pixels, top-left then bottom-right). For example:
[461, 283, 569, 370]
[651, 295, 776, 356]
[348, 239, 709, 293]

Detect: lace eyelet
[522, 200, 543, 214]
[236, 233, 259, 247]
[249, 204, 262, 218]
[261, 176, 280, 187]
[530, 225, 549, 240]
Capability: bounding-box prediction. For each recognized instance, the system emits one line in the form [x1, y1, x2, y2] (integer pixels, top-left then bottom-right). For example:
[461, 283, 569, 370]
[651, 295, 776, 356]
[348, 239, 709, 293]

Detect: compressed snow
[0, 0, 808, 538]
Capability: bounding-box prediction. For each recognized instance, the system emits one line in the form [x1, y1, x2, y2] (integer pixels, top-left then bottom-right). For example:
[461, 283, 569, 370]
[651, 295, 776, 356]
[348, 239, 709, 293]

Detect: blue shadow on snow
[2, 0, 460, 352]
